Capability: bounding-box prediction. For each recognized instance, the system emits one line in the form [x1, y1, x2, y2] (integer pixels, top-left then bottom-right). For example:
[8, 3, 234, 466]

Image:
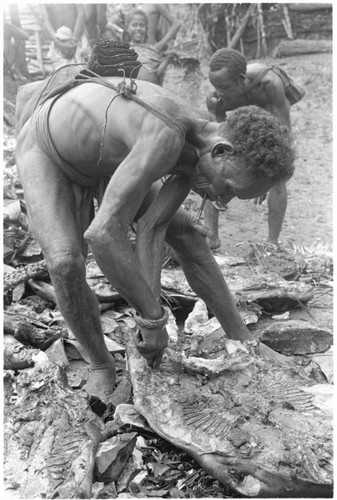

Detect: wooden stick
[229, 3, 255, 50]
[3, 260, 48, 293]
[282, 4, 293, 39]
[257, 4, 268, 57]
[256, 11, 261, 58]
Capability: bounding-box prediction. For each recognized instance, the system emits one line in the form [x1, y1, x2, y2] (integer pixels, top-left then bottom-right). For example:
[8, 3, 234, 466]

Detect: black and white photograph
[3, 2, 333, 498]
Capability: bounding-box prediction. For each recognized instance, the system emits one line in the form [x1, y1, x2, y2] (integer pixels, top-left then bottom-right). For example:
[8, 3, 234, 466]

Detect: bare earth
[164, 52, 333, 257]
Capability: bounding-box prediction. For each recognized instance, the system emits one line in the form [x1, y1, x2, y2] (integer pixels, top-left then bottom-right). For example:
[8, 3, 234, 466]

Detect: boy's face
[127, 14, 147, 43]
[209, 66, 245, 102]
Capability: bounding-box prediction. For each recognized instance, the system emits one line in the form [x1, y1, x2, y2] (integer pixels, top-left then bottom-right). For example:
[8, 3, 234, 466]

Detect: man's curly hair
[210, 48, 247, 78]
[225, 106, 296, 182]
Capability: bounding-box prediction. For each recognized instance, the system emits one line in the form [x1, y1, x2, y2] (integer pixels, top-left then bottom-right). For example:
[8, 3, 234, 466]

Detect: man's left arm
[166, 212, 253, 343]
[166, 214, 289, 364]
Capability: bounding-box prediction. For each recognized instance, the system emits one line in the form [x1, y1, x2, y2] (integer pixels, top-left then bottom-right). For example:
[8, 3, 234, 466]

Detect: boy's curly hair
[225, 106, 296, 182]
[210, 48, 247, 78]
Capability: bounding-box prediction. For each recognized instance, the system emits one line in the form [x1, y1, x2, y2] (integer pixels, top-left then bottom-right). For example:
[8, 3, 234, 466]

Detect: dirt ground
[164, 51, 333, 257]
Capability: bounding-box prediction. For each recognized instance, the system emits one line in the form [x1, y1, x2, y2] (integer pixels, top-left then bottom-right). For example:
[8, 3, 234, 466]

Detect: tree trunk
[273, 39, 332, 57]
[287, 3, 332, 12]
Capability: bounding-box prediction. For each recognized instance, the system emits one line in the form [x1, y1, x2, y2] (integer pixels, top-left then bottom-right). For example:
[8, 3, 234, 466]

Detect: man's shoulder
[247, 62, 269, 77]
[246, 62, 284, 93]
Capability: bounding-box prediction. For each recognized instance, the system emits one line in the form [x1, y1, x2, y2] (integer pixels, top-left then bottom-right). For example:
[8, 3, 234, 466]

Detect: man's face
[191, 154, 273, 208]
[209, 67, 245, 102]
[127, 14, 147, 43]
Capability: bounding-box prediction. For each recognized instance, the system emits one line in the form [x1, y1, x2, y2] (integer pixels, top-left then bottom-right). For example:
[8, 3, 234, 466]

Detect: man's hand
[206, 90, 227, 122]
[134, 326, 168, 368]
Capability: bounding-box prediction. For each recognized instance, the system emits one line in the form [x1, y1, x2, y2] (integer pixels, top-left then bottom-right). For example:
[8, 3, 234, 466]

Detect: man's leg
[203, 200, 221, 250]
[17, 150, 115, 400]
[267, 180, 287, 245]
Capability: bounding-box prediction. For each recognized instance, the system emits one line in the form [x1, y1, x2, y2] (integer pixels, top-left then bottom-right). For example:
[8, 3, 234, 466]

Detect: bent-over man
[15, 75, 295, 402]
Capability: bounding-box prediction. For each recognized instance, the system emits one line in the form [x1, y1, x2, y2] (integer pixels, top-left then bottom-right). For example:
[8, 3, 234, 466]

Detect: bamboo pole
[256, 12, 261, 58]
[257, 3, 268, 57]
[225, 14, 231, 46]
[282, 4, 293, 39]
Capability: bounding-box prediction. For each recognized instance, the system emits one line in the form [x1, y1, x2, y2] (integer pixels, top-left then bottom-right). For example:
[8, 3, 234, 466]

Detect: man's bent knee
[84, 223, 115, 256]
[47, 252, 86, 283]
[84, 226, 104, 252]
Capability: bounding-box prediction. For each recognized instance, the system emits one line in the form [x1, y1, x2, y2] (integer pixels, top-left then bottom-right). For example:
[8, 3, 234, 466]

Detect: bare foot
[84, 363, 116, 402]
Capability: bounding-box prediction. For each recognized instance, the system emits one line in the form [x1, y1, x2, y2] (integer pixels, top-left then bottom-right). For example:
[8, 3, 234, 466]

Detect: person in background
[205, 48, 294, 250]
[83, 4, 108, 48]
[40, 4, 85, 70]
[126, 8, 180, 86]
[139, 3, 181, 50]
[108, 3, 136, 39]
[3, 20, 30, 81]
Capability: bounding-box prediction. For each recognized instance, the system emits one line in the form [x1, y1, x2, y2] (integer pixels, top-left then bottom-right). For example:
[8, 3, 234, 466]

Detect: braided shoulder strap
[245, 67, 273, 92]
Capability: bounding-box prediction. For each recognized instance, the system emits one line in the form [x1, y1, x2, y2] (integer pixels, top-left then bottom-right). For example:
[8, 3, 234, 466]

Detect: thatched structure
[197, 3, 332, 59]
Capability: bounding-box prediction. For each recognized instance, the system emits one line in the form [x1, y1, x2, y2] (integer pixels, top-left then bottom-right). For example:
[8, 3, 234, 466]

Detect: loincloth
[32, 96, 109, 254]
[130, 43, 162, 74]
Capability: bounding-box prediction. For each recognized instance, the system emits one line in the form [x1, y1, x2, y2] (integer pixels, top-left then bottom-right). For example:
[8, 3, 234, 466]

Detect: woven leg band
[134, 307, 169, 330]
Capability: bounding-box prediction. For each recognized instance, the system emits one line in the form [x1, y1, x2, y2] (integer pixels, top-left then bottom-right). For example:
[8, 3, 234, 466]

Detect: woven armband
[134, 307, 169, 330]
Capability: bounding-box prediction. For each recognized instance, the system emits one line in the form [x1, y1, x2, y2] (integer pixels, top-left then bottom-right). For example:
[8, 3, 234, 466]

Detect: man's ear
[211, 141, 235, 157]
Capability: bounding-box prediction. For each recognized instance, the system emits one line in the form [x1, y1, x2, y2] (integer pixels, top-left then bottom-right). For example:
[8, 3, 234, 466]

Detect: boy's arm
[206, 89, 227, 122]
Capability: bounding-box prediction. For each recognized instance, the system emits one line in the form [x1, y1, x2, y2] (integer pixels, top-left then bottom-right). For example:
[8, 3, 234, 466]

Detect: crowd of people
[14, 3, 301, 403]
[33, 3, 299, 248]
[38, 3, 181, 76]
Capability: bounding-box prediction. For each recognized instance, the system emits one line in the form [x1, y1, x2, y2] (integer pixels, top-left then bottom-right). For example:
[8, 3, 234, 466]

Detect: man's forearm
[182, 253, 253, 341]
[136, 177, 191, 298]
[85, 231, 162, 320]
[167, 227, 253, 341]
